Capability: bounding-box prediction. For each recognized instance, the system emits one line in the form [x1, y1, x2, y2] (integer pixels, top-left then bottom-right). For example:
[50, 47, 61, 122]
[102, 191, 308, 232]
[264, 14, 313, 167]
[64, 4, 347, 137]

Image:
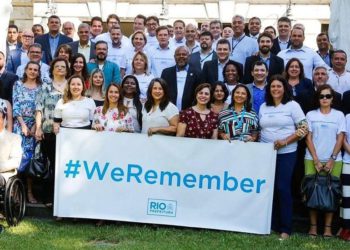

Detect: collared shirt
[277, 46, 328, 79]
[249, 33, 259, 40]
[7, 42, 17, 51]
[259, 54, 271, 69]
[199, 50, 214, 69]
[49, 33, 60, 57]
[228, 35, 259, 65]
[327, 69, 350, 95]
[170, 37, 186, 49]
[218, 59, 229, 82]
[252, 82, 266, 114]
[278, 37, 289, 51]
[149, 45, 176, 77]
[78, 40, 91, 61]
[186, 41, 200, 54]
[317, 50, 331, 67]
[212, 36, 222, 52]
[20, 47, 29, 67]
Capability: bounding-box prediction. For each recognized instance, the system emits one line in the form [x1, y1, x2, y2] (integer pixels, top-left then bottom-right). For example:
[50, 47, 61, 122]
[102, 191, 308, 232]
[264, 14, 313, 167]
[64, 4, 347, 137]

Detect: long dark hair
[121, 75, 142, 128]
[284, 58, 305, 81]
[314, 84, 336, 109]
[144, 78, 170, 112]
[229, 84, 252, 112]
[211, 81, 229, 104]
[265, 75, 293, 106]
[70, 53, 89, 81]
[102, 83, 128, 115]
[22, 61, 42, 84]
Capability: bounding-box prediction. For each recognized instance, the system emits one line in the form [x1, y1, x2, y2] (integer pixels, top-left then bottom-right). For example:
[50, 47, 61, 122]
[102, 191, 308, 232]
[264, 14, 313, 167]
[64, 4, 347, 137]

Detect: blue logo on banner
[147, 198, 177, 217]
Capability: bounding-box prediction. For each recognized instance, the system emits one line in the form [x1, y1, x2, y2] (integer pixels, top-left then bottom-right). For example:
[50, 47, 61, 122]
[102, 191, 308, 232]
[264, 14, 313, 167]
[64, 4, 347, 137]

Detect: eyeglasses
[23, 35, 34, 38]
[319, 94, 332, 99]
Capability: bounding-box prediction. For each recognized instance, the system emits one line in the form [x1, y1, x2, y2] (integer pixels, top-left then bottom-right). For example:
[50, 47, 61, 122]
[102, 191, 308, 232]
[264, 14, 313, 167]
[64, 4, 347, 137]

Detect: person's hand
[274, 140, 286, 150]
[21, 124, 29, 136]
[323, 159, 335, 173]
[35, 127, 44, 141]
[116, 127, 127, 133]
[295, 126, 308, 137]
[53, 124, 60, 135]
[244, 135, 253, 142]
[314, 160, 323, 173]
[94, 124, 104, 132]
[148, 127, 157, 136]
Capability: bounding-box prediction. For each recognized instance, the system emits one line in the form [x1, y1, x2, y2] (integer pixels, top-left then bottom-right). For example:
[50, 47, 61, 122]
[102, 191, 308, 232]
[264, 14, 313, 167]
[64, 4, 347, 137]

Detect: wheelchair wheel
[4, 177, 26, 226]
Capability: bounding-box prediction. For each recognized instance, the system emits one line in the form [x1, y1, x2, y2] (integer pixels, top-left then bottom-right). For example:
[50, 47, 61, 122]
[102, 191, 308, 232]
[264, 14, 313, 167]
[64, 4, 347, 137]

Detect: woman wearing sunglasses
[304, 84, 345, 238]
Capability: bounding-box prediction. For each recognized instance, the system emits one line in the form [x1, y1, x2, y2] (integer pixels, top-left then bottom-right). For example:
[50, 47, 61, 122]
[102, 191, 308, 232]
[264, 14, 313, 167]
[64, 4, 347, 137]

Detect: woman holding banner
[176, 83, 218, 139]
[259, 75, 308, 240]
[218, 84, 258, 142]
[142, 78, 179, 136]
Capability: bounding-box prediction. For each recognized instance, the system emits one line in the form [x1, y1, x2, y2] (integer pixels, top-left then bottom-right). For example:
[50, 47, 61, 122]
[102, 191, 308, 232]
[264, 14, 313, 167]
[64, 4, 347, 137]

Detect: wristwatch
[330, 154, 337, 160]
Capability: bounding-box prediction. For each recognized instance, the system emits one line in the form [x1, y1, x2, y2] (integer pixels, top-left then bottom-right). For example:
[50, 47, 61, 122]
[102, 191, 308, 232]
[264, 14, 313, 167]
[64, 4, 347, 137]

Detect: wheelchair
[0, 170, 26, 226]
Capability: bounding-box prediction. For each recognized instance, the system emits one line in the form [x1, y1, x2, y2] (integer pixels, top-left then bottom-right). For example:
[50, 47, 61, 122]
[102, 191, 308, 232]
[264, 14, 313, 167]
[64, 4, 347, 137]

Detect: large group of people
[1, 12, 350, 240]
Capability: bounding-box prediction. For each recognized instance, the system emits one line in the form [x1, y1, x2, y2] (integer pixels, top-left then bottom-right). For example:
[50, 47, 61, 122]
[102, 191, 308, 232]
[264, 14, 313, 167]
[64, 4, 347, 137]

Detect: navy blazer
[189, 51, 218, 73]
[6, 48, 23, 74]
[243, 54, 285, 84]
[67, 41, 96, 61]
[0, 71, 18, 104]
[200, 59, 243, 85]
[6, 42, 21, 61]
[270, 37, 291, 55]
[161, 65, 201, 110]
[35, 33, 73, 64]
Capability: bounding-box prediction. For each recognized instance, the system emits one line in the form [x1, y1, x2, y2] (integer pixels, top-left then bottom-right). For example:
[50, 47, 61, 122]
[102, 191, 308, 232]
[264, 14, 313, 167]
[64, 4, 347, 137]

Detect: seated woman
[0, 106, 22, 173]
[177, 83, 218, 139]
[92, 83, 134, 133]
[218, 84, 259, 142]
[210, 81, 229, 114]
[85, 68, 105, 107]
[305, 84, 345, 238]
[141, 78, 179, 136]
[53, 75, 96, 133]
[121, 75, 142, 133]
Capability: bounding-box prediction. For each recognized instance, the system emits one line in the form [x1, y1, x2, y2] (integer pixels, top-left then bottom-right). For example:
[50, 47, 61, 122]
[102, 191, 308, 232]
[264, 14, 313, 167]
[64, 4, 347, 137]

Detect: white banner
[54, 128, 276, 234]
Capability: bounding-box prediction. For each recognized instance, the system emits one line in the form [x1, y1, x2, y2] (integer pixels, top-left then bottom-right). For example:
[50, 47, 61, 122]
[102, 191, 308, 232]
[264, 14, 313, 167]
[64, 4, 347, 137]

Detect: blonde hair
[85, 68, 105, 97]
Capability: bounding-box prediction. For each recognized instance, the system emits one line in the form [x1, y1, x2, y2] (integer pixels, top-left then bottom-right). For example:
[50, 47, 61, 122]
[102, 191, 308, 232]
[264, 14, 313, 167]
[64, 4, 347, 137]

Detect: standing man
[149, 26, 175, 77]
[170, 20, 186, 48]
[6, 29, 35, 74]
[62, 21, 76, 40]
[327, 50, 350, 95]
[277, 27, 326, 79]
[90, 16, 103, 42]
[243, 32, 284, 84]
[6, 24, 22, 59]
[145, 16, 160, 50]
[0, 51, 18, 103]
[271, 16, 291, 55]
[227, 15, 259, 66]
[246, 61, 269, 114]
[133, 14, 146, 32]
[316, 32, 333, 67]
[248, 17, 261, 39]
[201, 39, 243, 84]
[161, 46, 201, 110]
[68, 23, 96, 61]
[209, 20, 222, 51]
[35, 15, 73, 64]
[189, 31, 217, 72]
[185, 23, 200, 54]
[87, 41, 121, 88]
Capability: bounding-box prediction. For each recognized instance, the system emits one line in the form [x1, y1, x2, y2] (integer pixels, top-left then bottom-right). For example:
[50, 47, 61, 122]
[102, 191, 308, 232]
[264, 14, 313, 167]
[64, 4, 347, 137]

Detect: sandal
[308, 224, 317, 238]
[27, 192, 37, 204]
[323, 225, 333, 238]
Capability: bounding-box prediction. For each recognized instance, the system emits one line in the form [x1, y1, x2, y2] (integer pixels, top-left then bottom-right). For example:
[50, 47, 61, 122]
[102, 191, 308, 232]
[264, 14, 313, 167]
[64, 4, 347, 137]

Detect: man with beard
[189, 31, 217, 72]
[87, 41, 121, 89]
[277, 27, 326, 79]
[161, 46, 201, 111]
[243, 32, 284, 84]
[0, 51, 18, 103]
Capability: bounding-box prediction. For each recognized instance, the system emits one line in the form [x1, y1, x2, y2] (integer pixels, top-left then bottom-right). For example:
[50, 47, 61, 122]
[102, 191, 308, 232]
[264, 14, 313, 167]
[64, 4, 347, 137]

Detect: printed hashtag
[64, 160, 81, 178]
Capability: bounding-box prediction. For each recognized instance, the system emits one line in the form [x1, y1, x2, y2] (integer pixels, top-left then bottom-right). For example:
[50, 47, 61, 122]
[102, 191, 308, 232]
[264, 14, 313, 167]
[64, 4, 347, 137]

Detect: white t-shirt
[54, 97, 96, 128]
[259, 100, 305, 154]
[134, 73, 154, 100]
[343, 114, 350, 163]
[141, 102, 179, 134]
[305, 109, 345, 161]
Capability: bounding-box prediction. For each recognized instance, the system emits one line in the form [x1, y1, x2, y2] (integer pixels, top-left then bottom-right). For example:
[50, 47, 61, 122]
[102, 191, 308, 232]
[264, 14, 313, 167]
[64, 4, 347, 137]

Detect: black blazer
[316, 50, 334, 68]
[67, 41, 96, 61]
[243, 54, 285, 84]
[0, 71, 18, 104]
[161, 65, 201, 110]
[189, 51, 217, 73]
[270, 37, 291, 55]
[200, 59, 243, 85]
[6, 42, 21, 61]
[35, 33, 73, 64]
[341, 90, 350, 115]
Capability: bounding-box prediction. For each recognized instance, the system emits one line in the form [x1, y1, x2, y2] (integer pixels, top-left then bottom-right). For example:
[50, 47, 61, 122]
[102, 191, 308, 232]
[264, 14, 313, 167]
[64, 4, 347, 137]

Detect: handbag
[301, 173, 342, 212]
[27, 142, 51, 180]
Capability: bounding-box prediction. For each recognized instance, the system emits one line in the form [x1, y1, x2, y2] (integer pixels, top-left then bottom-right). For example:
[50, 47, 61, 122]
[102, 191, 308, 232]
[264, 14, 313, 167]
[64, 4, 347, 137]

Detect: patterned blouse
[179, 107, 218, 139]
[35, 81, 64, 133]
[93, 106, 134, 132]
[218, 107, 259, 141]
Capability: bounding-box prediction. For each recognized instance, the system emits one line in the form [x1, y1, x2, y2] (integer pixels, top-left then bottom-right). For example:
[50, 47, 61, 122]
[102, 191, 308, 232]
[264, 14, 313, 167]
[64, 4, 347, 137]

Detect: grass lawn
[0, 218, 349, 249]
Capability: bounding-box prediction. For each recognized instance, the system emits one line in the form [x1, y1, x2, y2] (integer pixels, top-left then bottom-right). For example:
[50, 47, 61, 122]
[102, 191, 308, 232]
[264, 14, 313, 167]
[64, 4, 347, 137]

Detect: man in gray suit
[67, 23, 96, 61]
[0, 106, 22, 173]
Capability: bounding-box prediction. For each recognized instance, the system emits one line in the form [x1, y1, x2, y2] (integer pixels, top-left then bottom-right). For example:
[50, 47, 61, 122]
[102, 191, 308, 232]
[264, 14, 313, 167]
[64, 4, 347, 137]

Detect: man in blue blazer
[34, 15, 73, 64]
[0, 51, 18, 104]
[161, 46, 201, 110]
[67, 23, 96, 61]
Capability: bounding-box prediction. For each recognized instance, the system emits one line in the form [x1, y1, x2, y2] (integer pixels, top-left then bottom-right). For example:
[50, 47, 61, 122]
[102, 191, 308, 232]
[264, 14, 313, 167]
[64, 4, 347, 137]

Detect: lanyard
[231, 35, 245, 52]
[200, 51, 214, 63]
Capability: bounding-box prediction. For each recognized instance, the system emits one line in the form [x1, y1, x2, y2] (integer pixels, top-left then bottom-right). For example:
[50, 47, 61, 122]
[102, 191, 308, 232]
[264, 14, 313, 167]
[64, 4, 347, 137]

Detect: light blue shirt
[227, 35, 259, 66]
[49, 33, 60, 57]
[149, 45, 175, 77]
